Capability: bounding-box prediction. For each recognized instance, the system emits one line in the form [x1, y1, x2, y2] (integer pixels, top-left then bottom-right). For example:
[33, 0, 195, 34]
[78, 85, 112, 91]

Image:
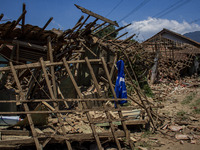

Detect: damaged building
[142, 28, 200, 84]
[0, 4, 163, 150]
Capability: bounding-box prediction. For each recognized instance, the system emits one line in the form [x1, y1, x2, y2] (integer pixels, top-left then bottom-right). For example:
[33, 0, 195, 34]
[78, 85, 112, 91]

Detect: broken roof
[143, 28, 200, 48]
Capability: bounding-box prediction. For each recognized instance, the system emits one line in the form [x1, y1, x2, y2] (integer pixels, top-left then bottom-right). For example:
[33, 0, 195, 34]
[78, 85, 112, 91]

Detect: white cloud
[123, 17, 200, 41]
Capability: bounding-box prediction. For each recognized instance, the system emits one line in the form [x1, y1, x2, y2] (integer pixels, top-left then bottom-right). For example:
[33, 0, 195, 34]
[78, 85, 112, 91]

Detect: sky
[0, 0, 200, 42]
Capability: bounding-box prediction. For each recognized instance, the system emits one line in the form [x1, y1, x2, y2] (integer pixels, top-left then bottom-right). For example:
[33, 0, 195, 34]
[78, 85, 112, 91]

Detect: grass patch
[141, 130, 152, 138]
[191, 98, 200, 114]
[193, 108, 200, 114]
[135, 141, 151, 150]
[176, 110, 187, 120]
[181, 92, 196, 104]
[177, 110, 186, 116]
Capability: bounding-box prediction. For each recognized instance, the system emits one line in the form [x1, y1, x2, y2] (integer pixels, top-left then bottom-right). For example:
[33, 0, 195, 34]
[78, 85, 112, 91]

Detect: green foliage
[176, 110, 187, 120]
[177, 110, 186, 116]
[191, 98, 200, 114]
[142, 82, 154, 97]
[181, 92, 196, 104]
[95, 25, 118, 39]
[141, 130, 152, 138]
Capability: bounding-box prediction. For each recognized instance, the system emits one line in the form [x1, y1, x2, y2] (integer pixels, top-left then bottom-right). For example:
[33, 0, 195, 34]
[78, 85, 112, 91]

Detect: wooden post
[4, 10, 27, 37]
[9, 62, 42, 150]
[62, 57, 103, 150]
[41, 17, 53, 31]
[85, 57, 122, 150]
[91, 22, 106, 32]
[0, 13, 4, 21]
[101, 57, 134, 150]
[21, 3, 26, 35]
[113, 32, 128, 42]
[40, 58, 72, 150]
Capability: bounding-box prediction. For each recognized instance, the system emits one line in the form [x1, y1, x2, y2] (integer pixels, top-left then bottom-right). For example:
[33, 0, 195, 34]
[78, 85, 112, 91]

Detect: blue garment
[114, 60, 127, 104]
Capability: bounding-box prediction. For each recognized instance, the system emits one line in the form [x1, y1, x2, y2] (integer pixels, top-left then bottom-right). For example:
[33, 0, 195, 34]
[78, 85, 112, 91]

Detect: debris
[168, 125, 183, 132]
[175, 134, 189, 140]
[138, 146, 148, 150]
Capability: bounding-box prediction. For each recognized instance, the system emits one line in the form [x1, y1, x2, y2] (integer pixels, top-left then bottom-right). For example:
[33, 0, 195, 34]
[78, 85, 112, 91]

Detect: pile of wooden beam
[0, 4, 162, 150]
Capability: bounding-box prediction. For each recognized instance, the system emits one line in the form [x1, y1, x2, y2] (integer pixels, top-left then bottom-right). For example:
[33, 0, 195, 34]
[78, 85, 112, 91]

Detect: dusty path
[134, 78, 200, 150]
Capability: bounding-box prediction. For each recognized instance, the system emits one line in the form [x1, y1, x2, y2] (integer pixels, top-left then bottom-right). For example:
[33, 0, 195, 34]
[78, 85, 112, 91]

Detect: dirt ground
[133, 77, 200, 150]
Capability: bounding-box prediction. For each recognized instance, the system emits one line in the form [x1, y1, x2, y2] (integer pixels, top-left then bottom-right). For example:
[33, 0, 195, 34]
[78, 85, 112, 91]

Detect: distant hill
[184, 31, 200, 43]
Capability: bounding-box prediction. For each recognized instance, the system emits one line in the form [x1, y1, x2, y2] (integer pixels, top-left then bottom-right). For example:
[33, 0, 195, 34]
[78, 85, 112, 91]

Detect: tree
[95, 25, 118, 40]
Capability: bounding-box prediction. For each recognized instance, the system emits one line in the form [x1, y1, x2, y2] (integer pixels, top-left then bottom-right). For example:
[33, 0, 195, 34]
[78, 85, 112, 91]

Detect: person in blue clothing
[114, 60, 127, 105]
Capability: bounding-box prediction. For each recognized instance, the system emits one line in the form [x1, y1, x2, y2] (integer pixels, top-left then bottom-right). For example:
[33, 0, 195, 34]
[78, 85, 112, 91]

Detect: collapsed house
[142, 28, 200, 84]
[0, 4, 162, 150]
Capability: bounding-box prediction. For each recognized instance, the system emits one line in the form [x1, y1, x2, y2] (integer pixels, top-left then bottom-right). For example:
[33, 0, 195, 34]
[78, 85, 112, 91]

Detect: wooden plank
[93, 24, 111, 35]
[0, 59, 101, 71]
[101, 23, 131, 40]
[21, 3, 26, 35]
[9, 62, 22, 105]
[63, 58, 103, 150]
[12, 40, 47, 51]
[26, 68, 40, 99]
[16, 42, 19, 64]
[47, 36, 57, 98]
[79, 18, 98, 36]
[0, 131, 126, 146]
[0, 98, 133, 103]
[109, 54, 117, 80]
[57, 86, 69, 108]
[96, 119, 147, 126]
[9, 62, 42, 150]
[82, 42, 97, 57]
[120, 34, 136, 44]
[0, 107, 140, 115]
[73, 15, 90, 36]
[124, 66, 157, 131]
[0, 130, 30, 136]
[75, 4, 119, 27]
[85, 57, 122, 150]
[40, 58, 72, 150]
[41, 17, 53, 31]
[113, 32, 128, 41]
[10, 62, 42, 150]
[4, 10, 27, 37]
[0, 13, 4, 21]
[91, 22, 106, 32]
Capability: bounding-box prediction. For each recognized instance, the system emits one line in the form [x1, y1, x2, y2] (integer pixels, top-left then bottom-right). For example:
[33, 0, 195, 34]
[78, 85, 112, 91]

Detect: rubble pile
[0, 4, 161, 150]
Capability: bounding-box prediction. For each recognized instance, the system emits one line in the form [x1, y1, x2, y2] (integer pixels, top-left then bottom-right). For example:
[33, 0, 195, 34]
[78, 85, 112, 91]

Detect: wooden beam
[9, 62, 42, 150]
[75, 4, 119, 27]
[120, 34, 136, 44]
[102, 23, 131, 40]
[81, 42, 97, 57]
[0, 59, 101, 71]
[0, 13, 4, 21]
[12, 40, 47, 51]
[41, 17, 53, 31]
[0, 107, 141, 115]
[40, 57, 72, 150]
[91, 22, 106, 32]
[74, 15, 90, 35]
[0, 130, 30, 136]
[9, 62, 22, 105]
[93, 24, 111, 35]
[85, 57, 122, 150]
[63, 57, 103, 150]
[113, 32, 128, 41]
[101, 57, 134, 150]
[21, 3, 26, 35]
[79, 18, 98, 36]
[0, 98, 134, 103]
[4, 10, 27, 37]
